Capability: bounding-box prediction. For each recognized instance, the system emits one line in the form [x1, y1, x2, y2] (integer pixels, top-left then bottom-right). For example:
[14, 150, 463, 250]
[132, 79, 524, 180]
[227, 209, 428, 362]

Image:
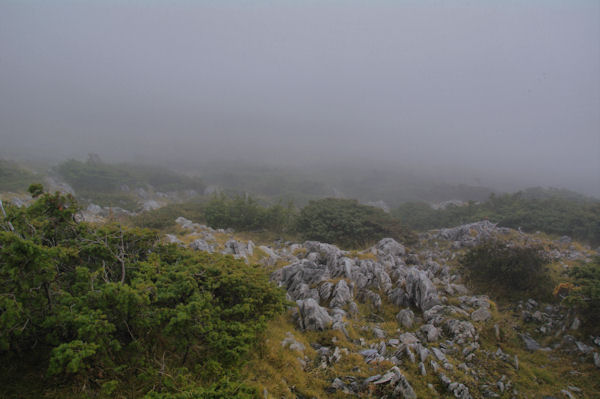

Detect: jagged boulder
[396, 309, 415, 329]
[443, 319, 478, 345]
[330, 279, 353, 308]
[319, 281, 333, 302]
[404, 268, 441, 311]
[376, 238, 406, 258]
[470, 307, 492, 322]
[296, 298, 332, 331]
[419, 324, 441, 342]
[437, 220, 501, 247]
[424, 305, 469, 326]
[189, 239, 214, 252]
[222, 239, 254, 258]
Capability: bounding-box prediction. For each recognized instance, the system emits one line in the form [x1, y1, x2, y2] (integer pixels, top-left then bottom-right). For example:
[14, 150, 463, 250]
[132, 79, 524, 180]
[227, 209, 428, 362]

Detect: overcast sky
[1, 0, 599, 194]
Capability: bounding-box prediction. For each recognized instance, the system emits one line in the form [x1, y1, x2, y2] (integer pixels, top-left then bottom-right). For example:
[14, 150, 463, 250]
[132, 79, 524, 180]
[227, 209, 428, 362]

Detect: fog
[1, 0, 599, 195]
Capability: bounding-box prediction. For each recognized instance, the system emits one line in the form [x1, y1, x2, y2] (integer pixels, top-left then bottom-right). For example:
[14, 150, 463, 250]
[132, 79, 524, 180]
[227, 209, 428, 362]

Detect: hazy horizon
[1, 0, 599, 196]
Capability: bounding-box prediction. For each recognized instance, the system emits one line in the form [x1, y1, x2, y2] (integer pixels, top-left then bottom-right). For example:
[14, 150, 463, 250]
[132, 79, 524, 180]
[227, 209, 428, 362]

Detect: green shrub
[461, 240, 551, 297]
[295, 198, 411, 248]
[0, 190, 285, 396]
[204, 194, 296, 233]
[393, 189, 600, 245]
[565, 257, 600, 329]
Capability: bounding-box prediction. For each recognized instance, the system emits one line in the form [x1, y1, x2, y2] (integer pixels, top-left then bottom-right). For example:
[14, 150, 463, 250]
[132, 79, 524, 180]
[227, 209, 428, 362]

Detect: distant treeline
[56, 157, 205, 193]
[134, 196, 413, 249]
[393, 188, 600, 245]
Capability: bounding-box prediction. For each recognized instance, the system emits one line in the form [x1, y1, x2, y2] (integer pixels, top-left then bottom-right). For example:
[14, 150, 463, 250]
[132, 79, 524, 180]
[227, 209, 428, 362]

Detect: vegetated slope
[3, 184, 600, 398]
[53, 156, 205, 210]
[239, 222, 600, 399]
[0, 189, 285, 398]
[0, 159, 40, 192]
[393, 188, 600, 246]
[126, 209, 600, 398]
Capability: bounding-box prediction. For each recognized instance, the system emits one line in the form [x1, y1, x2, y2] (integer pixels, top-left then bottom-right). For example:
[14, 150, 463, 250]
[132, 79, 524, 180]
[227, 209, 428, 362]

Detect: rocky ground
[163, 219, 599, 398]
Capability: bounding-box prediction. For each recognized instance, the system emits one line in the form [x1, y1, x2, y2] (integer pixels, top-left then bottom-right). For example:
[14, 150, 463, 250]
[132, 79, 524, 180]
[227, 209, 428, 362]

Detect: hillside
[161, 218, 600, 399]
[2, 186, 598, 398]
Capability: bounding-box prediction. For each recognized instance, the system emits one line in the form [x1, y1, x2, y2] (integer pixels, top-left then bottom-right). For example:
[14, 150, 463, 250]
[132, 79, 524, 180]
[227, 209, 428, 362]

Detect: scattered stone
[521, 334, 541, 351]
[189, 239, 213, 252]
[471, 307, 492, 322]
[396, 309, 415, 329]
[281, 332, 305, 352]
[570, 318, 581, 330]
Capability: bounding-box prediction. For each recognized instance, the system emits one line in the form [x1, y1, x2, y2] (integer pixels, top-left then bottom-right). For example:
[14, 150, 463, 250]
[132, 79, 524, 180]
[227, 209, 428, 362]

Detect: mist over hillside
[1, 1, 599, 196]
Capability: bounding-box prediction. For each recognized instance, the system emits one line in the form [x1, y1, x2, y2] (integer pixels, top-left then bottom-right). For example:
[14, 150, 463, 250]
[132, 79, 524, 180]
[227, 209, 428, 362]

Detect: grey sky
[1, 0, 599, 194]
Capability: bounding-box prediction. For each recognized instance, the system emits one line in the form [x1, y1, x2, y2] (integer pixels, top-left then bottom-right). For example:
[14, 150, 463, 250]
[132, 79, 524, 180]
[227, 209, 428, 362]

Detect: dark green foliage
[461, 240, 551, 297]
[295, 198, 410, 249]
[0, 160, 39, 192]
[393, 189, 600, 245]
[204, 194, 296, 233]
[27, 183, 44, 198]
[565, 257, 600, 329]
[0, 192, 285, 397]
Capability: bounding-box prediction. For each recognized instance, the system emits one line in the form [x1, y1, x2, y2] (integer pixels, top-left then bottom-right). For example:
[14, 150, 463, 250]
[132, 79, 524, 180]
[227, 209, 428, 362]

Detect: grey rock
[360, 349, 380, 363]
[175, 216, 194, 229]
[399, 332, 420, 345]
[165, 234, 183, 245]
[375, 238, 406, 258]
[521, 334, 541, 351]
[391, 368, 417, 399]
[281, 332, 305, 352]
[363, 374, 382, 386]
[424, 305, 469, 326]
[419, 324, 441, 342]
[372, 326, 386, 339]
[432, 347, 447, 362]
[189, 239, 213, 252]
[396, 309, 415, 329]
[404, 267, 441, 311]
[142, 200, 161, 211]
[570, 317, 581, 330]
[330, 279, 353, 308]
[296, 298, 332, 331]
[471, 307, 492, 322]
[594, 352, 600, 368]
[318, 282, 333, 302]
[575, 341, 593, 354]
[373, 370, 398, 385]
[443, 319, 478, 345]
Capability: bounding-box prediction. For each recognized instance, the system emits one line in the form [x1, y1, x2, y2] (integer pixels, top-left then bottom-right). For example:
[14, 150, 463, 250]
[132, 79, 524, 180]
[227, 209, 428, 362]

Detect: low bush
[204, 194, 296, 234]
[0, 186, 286, 397]
[461, 240, 551, 298]
[564, 257, 600, 329]
[295, 198, 411, 249]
